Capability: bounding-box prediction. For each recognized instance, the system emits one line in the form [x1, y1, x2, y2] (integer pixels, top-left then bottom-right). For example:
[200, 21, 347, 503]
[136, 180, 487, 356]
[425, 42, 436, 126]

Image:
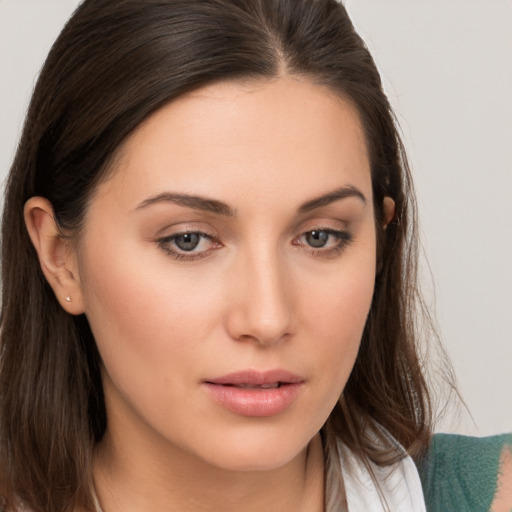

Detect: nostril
[224, 262, 293, 345]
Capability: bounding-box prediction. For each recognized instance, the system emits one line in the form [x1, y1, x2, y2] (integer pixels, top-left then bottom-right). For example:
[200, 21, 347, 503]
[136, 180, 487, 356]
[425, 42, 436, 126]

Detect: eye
[294, 228, 353, 257]
[304, 230, 330, 248]
[173, 232, 202, 251]
[157, 231, 221, 261]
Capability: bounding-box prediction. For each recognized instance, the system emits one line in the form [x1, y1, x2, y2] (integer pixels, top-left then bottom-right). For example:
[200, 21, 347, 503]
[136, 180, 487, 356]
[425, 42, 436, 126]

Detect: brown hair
[1, 0, 434, 510]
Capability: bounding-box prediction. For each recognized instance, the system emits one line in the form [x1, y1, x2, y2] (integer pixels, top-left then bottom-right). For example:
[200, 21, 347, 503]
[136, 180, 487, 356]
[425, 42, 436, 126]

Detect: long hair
[1, 0, 434, 510]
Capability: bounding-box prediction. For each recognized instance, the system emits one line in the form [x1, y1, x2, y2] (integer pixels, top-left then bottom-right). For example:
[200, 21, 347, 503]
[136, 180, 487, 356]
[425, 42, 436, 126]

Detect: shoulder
[490, 440, 512, 512]
[417, 432, 512, 512]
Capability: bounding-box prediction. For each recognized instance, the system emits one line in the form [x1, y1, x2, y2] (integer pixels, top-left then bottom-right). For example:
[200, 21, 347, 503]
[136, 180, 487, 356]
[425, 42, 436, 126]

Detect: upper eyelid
[158, 230, 217, 246]
[153, 220, 218, 236]
[296, 227, 349, 238]
[160, 230, 213, 238]
[151, 211, 350, 236]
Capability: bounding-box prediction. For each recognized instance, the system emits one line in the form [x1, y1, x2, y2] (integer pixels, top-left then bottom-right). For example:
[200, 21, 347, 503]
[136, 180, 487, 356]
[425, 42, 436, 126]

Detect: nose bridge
[227, 241, 293, 345]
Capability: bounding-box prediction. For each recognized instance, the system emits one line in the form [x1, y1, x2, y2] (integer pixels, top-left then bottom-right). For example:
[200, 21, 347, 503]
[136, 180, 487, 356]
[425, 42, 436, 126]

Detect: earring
[65, 296, 72, 303]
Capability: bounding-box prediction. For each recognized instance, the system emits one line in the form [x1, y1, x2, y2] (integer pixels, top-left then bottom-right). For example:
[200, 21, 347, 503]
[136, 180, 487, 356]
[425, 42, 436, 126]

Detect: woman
[0, 1, 510, 511]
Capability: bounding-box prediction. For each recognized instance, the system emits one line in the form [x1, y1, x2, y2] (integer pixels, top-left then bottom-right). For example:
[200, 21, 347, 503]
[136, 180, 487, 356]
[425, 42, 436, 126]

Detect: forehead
[94, 76, 372, 211]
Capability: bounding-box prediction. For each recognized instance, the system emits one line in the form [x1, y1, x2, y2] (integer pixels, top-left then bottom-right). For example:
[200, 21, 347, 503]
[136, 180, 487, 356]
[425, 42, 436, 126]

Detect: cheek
[77, 234, 225, 383]
[300, 239, 376, 384]
[301, 240, 376, 337]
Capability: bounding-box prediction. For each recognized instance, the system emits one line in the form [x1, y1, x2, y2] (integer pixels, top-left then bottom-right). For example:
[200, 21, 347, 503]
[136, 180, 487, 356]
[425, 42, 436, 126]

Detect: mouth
[204, 369, 304, 387]
[216, 382, 285, 389]
[203, 370, 304, 417]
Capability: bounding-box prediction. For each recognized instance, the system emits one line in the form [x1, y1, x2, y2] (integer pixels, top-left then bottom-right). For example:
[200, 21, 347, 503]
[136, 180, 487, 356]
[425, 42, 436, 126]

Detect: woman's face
[75, 77, 376, 471]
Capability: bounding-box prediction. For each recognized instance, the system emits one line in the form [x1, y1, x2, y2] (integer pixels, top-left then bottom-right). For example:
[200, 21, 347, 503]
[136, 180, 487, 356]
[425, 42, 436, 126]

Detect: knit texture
[417, 432, 512, 512]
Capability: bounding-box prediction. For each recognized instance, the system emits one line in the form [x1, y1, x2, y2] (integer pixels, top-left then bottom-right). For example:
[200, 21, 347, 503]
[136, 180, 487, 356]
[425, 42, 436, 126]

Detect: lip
[203, 370, 305, 417]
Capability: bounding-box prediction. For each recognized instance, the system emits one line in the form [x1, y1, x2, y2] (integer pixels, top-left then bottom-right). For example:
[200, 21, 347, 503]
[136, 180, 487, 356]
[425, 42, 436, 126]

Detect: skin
[491, 446, 512, 512]
[25, 76, 394, 511]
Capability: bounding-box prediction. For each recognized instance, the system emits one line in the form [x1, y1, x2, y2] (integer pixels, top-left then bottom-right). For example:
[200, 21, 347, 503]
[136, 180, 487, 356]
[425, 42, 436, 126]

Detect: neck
[93, 428, 325, 512]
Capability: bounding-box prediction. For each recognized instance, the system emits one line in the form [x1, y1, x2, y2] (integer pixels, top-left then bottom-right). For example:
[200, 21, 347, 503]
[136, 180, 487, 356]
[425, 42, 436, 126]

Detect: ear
[24, 197, 85, 315]
[382, 196, 396, 228]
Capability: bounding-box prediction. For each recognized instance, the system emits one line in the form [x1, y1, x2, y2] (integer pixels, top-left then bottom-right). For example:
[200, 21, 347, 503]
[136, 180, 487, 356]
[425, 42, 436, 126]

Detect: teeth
[233, 383, 280, 389]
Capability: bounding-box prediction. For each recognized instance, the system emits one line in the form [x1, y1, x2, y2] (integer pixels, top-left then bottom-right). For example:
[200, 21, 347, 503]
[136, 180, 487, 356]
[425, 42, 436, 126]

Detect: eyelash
[293, 228, 353, 258]
[157, 231, 220, 261]
[157, 228, 353, 262]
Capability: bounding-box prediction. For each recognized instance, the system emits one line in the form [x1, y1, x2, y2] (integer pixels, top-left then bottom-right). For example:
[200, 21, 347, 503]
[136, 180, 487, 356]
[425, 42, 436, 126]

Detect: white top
[339, 440, 427, 512]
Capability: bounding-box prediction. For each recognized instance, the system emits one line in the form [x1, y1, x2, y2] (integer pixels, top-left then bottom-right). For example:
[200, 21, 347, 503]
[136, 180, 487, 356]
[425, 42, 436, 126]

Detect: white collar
[338, 439, 427, 512]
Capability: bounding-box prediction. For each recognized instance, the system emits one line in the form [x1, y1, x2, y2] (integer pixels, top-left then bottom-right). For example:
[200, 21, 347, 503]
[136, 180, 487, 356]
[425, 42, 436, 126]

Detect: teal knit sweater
[417, 433, 512, 512]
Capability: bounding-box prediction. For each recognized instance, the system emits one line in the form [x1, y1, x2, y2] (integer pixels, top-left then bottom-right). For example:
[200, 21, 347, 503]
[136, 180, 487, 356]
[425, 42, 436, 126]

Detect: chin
[194, 429, 314, 473]
[208, 451, 303, 473]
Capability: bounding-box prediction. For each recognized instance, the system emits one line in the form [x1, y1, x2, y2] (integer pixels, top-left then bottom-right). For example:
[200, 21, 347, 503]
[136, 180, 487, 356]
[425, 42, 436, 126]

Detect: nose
[225, 248, 294, 346]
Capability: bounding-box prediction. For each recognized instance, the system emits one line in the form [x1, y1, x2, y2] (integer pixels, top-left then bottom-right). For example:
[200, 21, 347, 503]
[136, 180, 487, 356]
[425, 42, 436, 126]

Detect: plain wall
[1, 0, 511, 436]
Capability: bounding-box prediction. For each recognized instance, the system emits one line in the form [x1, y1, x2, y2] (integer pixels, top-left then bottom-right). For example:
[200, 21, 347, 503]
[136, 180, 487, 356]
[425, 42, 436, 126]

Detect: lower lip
[203, 383, 303, 417]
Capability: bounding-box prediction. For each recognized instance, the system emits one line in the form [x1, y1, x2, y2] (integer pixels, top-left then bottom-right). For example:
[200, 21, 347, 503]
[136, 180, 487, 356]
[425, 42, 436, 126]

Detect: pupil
[306, 230, 328, 248]
[175, 233, 200, 251]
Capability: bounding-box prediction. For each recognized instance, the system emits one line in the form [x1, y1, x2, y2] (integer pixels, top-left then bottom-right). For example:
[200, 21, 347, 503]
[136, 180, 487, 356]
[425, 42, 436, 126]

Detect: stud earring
[65, 296, 72, 303]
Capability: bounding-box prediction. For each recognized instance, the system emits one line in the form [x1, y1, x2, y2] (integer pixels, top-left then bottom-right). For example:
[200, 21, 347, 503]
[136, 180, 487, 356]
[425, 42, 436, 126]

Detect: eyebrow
[135, 192, 236, 216]
[135, 185, 366, 216]
[297, 185, 366, 213]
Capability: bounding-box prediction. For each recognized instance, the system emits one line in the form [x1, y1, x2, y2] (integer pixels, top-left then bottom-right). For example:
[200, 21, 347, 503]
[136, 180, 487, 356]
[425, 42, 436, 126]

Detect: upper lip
[205, 369, 304, 386]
